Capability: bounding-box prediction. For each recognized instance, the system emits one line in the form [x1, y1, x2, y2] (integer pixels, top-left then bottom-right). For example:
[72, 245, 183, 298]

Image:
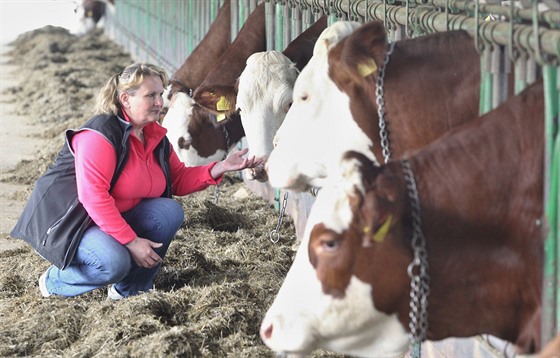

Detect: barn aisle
[0, 43, 43, 251]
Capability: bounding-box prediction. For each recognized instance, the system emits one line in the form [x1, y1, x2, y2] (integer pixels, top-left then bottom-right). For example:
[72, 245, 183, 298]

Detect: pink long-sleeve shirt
[71, 118, 221, 245]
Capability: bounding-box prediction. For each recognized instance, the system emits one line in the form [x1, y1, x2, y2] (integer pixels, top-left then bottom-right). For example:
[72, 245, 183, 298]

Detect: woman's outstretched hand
[210, 148, 264, 179]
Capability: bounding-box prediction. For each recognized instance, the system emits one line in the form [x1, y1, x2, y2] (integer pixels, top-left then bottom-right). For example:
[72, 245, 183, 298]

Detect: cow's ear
[359, 190, 393, 247]
[376, 165, 402, 204]
[343, 21, 387, 78]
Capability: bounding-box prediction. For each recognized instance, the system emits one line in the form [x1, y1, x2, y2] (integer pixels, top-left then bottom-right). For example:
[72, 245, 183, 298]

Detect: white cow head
[161, 92, 228, 165]
[266, 21, 378, 191]
[260, 153, 408, 357]
[236, 51, 299, 182]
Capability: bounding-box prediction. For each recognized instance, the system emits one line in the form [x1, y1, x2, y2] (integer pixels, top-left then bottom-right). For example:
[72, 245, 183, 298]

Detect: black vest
[10, 114, 172, 269]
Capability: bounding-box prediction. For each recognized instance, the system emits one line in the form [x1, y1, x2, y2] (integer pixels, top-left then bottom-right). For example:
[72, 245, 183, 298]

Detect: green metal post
[188, 0, 194, 54]
[479, 48, 493, 115]
[275, 1, 284, 51]
[514, 58, 528, 95]
[543, 64, 560, 345]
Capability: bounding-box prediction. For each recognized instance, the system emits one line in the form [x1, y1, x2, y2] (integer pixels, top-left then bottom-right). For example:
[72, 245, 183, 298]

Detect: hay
[0, 26, 346, 357]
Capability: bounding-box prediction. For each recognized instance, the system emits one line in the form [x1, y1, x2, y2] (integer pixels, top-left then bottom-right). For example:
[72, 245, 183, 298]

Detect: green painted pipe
[479, 51, 493, 115]
[276, 2, 284, 51]
[543, 65, 560, 344]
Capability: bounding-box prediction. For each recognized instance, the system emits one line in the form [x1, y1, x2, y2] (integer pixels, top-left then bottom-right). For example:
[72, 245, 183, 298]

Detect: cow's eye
[300, 94, 308, 102]
[283, 102, 292, 113]
[321, 239, 339, 252]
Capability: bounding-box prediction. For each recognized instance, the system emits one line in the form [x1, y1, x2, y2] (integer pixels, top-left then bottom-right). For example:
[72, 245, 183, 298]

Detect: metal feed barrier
[103, 0, 559, 351]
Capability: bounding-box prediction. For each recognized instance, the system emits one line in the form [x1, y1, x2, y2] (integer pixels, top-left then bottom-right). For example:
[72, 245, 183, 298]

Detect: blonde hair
[93, 63, 169, 115]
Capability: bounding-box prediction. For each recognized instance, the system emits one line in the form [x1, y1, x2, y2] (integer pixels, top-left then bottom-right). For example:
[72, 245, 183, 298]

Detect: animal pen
[102, 0, 559, 354]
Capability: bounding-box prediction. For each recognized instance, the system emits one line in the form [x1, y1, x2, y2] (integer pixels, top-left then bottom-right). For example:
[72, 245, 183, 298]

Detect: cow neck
[400, 159, 430, 358]
[376, 41, 396, 164]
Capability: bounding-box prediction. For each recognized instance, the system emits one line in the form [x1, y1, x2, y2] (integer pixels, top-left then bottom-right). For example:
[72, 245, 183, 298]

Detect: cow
[266, 20, 483, 192]
[160, 0, 231, 122]
[71, 0, 114, 36]
[192, 1, 266, 117]
[162, 1, 267, 165]
[236, 16, 328, 181]
[163, 92, 244, 166]
[167, 0, 231, 99]
[260, 78, 545, 357]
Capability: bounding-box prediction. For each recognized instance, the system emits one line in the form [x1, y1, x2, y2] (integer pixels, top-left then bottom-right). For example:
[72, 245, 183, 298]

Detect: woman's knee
[78, 228, 132, 283]
[155, 198, 185, 233]
[97, 253, 131, 282]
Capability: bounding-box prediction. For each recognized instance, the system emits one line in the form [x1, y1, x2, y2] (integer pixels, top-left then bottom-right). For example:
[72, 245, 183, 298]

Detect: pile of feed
[0, 26, 343, 357]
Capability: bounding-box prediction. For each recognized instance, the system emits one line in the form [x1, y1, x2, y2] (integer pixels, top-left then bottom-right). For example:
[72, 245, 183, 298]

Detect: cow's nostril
[177, 137, 191, 150]
[262, 323, 273, 340]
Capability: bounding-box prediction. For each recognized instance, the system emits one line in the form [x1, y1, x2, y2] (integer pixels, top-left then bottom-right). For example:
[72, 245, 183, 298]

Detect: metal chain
[375, 41, 396, 164]
[213, 125, 232, 204]
[401, 159, 430, 358]
[269, 191, 289, 244]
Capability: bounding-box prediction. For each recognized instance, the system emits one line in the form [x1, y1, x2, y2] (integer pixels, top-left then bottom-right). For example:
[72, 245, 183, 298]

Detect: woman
[11, 63, 262, 299]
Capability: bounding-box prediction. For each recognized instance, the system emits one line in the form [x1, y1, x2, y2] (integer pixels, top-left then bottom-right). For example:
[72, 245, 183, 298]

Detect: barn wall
[102, 0, 559, 352]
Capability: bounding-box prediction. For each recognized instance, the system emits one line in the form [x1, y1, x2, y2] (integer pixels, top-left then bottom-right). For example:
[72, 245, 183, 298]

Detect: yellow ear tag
[372, 214, 392, 243]
[216, 96, 231, 112]
[357, 58, 378, 77]
[216, 113, 226, 122]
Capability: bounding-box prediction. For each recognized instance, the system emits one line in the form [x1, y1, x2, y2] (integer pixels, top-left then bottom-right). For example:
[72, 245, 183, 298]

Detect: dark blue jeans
[44, 197, 184, 297]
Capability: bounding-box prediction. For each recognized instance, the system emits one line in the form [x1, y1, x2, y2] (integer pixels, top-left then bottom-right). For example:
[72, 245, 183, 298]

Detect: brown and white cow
[163, 1, 266, 165]
[159, 0, 231, 122]
[163, 92, 244, 165]
[236, 16, 328, 181]
[166, 0, 231, 101]
[71, 0, 114, 36]
[261, 79, 544, 357]
[266, 20, 482, 191]
[192, 1, 266, 116]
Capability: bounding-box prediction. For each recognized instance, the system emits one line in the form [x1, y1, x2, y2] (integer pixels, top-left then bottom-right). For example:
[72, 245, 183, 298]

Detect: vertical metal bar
[491, 45, 509, 109]
[231, 0, 238, 41]
[266, 0, 276, 51]
[291, 1, 302, 39]
[276, 1, 285, 51]
[542, 64, 560, 346]
[188, 0, 194, 54]
[283, 1, 292, 46]
[480, 47, 493, 115]
[514, 55, 528, 95]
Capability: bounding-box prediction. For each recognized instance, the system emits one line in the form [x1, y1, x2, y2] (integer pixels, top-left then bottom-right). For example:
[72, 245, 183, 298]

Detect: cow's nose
[260, 322, 273, 341]
[177, 137, 191, 150]
[251, 163, 268, 182]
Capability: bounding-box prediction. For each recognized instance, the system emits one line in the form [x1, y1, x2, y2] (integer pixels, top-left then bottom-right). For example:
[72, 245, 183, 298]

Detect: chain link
[375, 41, 396, 164]
[401, 159, 430, 358]
[213, 125, 231, 204]
[270, 191, 289, 244]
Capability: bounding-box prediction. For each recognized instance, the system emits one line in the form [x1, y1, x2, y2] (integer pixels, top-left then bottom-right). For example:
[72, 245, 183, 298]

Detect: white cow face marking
[237, 51, 299, 182]
[260, 162, 408, 357]
[266, 21, 375, 191]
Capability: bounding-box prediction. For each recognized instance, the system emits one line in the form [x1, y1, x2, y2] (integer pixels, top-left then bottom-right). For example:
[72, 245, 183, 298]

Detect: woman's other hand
[125, 237, 163, 268]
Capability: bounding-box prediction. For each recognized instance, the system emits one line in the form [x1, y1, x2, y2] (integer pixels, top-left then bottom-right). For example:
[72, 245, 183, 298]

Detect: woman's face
[120, 75, 164, 127]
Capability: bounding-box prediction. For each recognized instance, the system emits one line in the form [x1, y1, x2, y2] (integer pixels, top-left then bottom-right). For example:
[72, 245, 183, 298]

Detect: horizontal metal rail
[292, 0, 559, 63]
